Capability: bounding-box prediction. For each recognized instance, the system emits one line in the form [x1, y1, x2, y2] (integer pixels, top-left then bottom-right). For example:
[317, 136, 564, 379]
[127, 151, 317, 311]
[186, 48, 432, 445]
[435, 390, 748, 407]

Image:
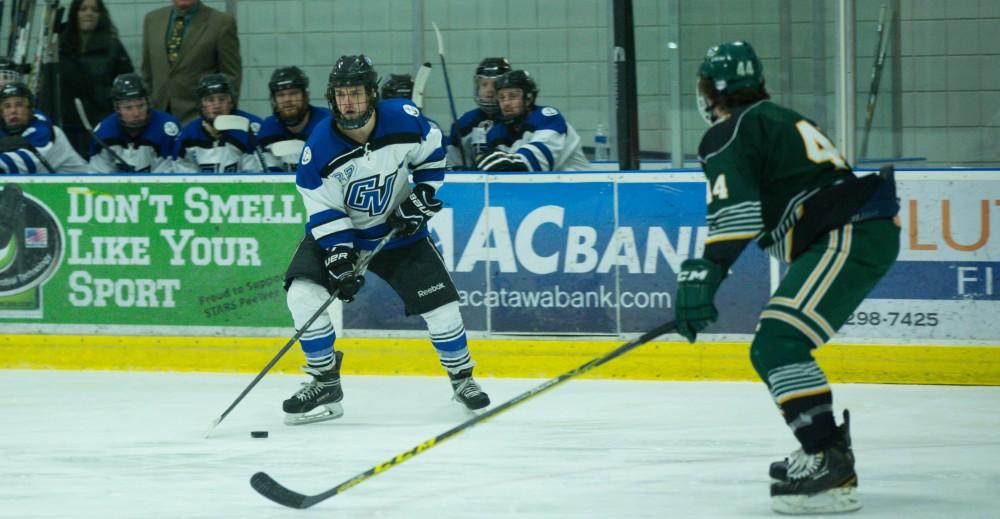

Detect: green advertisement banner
[1, 177, 301, 328]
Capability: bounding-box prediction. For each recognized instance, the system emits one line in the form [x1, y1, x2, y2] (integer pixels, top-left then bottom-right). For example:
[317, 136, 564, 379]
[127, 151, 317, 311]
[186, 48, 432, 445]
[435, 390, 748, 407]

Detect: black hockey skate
[283, 351, 345, 425]
[449, 367, 490, 410]
[770, 426, 862, 515]
[771, 409, 856, 483]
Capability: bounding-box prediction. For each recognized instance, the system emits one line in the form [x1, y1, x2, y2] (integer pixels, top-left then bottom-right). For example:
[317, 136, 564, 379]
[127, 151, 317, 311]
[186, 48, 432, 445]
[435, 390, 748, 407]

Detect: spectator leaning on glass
[141, 0, 241, 125]
[0, 82, 88, 173]
[477, 70, 589, 172]
[59, 0, 134, 157]
[88, 73, 181, 173]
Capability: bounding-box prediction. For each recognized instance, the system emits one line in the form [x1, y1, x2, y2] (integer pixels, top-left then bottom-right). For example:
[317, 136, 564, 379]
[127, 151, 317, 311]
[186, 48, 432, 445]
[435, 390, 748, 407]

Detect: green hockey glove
[675, 258, 723, 343]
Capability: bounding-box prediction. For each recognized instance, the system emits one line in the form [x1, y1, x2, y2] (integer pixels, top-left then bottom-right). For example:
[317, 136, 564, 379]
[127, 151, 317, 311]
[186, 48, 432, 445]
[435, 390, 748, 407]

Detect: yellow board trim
[0, 335, 998, 386]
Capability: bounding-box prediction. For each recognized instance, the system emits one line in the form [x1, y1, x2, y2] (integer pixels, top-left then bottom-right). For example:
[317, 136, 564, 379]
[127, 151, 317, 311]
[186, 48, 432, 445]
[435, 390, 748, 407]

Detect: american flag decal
[25, 227, 48, 248]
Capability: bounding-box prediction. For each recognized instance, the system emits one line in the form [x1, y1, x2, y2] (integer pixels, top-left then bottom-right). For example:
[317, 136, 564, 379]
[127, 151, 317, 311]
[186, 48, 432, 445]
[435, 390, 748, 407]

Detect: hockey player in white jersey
[258, 66, 332, 172]
[0, 81, 88, 173]
[174, 73, 265, 173]
[89, 73, 181, 173]
[477, 70, 590, 172]
[446, 57, 511, 169]
[282, 54, 490, 425]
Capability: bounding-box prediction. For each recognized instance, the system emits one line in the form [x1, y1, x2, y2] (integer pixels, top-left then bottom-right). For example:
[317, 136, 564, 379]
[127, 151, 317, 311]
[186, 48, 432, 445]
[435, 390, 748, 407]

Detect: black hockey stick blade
[250, 472, 316, 509]
[251, 320, 678, 509]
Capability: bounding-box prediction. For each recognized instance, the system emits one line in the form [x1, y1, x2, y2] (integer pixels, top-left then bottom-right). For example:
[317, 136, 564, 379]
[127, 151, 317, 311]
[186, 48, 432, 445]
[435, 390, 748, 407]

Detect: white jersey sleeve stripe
[0, 153, 19, 172]
[525, 141, 554, 169]
[13, 150, 39, 173]
[311, 218, 353, 242]
[515, 148, 542, 171]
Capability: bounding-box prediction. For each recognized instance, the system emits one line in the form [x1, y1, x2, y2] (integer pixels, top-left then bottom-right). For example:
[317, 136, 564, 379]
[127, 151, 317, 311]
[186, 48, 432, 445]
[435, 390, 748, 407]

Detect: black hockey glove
[388, 183, 442, 237]
[476, 151, 530, 172]
[324, 245, 364, 302]
[675, 258, 723, 343]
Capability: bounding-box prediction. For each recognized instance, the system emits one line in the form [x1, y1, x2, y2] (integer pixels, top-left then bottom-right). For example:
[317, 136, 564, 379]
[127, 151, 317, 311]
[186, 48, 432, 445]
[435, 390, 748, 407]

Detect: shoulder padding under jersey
[21, 114, 54, 148]
[521, 105, 568, 134]
[295, 116, 350, 191]
[257, 116, 286, 144]
[374, 99, 428, 138]
[452, 108, 491, 138]
[697, 101, 767, 161]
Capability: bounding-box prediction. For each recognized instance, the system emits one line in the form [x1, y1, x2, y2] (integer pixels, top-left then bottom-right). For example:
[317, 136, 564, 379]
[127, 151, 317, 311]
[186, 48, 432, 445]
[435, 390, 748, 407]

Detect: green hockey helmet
[697, 40, 764, 123]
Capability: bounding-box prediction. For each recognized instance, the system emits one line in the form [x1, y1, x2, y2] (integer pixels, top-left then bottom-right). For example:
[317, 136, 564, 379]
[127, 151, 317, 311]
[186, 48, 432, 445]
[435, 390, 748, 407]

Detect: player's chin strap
[206, 229, 397, 437]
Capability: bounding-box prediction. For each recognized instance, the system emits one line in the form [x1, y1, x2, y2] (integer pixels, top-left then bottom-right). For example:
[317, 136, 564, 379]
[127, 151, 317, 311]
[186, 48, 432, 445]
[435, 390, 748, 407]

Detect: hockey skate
[283, 351, 345, 425]
[770, 410, 856, 484]
[770, 428, 862, 515]
[449, 367, 490, 410]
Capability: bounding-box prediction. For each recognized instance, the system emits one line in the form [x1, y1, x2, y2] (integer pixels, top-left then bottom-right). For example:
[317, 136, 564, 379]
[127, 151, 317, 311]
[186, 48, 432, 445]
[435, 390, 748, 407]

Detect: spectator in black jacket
[59, 0, 134, 156]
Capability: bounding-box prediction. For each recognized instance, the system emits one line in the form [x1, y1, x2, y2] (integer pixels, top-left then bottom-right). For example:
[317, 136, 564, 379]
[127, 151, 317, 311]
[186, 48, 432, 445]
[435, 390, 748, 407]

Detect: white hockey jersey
[173, 109, 265, 173]
[447, 107, 497, 169]
[483, 105, 590, 171]
[88, 109, 181, 173]
[296, 99, 447, 252]
[0, 112, 88, 173]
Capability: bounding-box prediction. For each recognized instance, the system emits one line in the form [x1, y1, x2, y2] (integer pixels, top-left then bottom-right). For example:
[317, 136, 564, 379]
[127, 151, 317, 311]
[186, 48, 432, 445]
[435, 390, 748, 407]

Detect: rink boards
[0, 171, 997, 385]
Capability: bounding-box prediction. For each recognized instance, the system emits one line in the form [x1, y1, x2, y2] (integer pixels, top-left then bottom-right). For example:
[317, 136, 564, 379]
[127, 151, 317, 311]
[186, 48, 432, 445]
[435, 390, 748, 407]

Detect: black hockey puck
[251, 431, 269, 438]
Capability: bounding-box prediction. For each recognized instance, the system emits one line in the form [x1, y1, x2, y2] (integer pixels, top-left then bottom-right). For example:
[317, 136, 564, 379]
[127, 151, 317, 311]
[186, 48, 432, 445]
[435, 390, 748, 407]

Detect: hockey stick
[268, 139, 306, 171]
[0, 2, 5, 58]
[12, 0, 35, 67]
[859, 5, 892, 160]
[22, 139, 54, 172]
[411, 62, 431, 110]
[0, 134, 55, 172]
[74, 97, 133, 172]
[251, 319, 678, 509]
[431, 22, 467, 167]
[212, 114, 268, 172]
[206, 230, 397, 437]
[269, 139, 305, 160]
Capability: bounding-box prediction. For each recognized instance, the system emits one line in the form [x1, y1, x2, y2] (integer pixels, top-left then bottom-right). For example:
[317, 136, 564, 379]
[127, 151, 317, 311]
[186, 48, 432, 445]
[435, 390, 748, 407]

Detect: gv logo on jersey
[346, 172, 398, 215]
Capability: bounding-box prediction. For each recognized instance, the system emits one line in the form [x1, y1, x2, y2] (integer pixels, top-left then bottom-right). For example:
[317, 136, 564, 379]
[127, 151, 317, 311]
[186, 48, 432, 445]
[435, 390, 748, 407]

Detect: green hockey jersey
[697, 100, 856, 262]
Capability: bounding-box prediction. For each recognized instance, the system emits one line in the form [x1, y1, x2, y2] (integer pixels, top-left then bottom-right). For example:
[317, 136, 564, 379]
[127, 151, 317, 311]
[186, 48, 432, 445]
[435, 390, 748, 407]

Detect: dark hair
[697, 75, 770, 113]
[62, 0, 118, 54]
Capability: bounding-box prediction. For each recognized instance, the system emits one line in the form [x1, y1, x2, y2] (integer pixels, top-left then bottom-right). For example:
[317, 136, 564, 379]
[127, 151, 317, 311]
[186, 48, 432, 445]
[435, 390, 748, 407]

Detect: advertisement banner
[344, 176, 771, 334]
[0, 178, 299, 328]
[839, 175, 1000, 341]
[2, 171, 998, 343]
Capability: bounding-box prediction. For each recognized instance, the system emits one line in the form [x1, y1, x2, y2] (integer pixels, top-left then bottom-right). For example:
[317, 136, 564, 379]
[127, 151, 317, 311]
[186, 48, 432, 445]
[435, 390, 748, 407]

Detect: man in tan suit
[141, 0, 242, 124]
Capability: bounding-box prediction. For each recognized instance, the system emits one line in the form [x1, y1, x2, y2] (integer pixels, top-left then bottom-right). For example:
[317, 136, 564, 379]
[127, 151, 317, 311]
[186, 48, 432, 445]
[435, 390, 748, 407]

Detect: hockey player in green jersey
[674, 40, 900, 515]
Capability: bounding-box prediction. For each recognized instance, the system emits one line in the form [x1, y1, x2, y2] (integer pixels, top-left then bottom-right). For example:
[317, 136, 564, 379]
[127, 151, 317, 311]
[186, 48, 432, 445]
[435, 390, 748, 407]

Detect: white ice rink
[1, 369, 998, 518]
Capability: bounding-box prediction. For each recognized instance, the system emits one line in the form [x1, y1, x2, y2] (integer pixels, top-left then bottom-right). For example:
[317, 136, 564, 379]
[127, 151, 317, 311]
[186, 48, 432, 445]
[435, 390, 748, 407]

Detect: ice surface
[1, 370, 998, 518]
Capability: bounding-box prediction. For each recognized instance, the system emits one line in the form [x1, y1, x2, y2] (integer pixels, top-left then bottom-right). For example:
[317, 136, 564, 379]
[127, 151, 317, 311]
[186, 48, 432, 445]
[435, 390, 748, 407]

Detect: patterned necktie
[167, 16, 185, 65]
